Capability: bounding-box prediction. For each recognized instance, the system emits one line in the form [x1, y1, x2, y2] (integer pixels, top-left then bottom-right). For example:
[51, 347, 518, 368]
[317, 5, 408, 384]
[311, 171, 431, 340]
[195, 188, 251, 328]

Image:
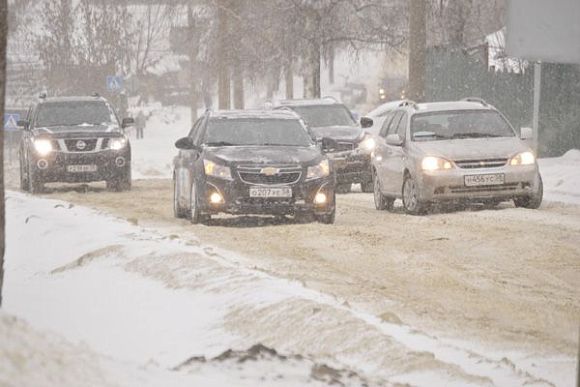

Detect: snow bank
[539, 149, 580, 205]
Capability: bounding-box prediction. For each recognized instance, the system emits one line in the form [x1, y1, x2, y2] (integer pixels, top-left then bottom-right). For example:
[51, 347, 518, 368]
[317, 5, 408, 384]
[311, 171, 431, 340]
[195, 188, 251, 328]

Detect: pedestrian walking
[135, 110, 146, 139]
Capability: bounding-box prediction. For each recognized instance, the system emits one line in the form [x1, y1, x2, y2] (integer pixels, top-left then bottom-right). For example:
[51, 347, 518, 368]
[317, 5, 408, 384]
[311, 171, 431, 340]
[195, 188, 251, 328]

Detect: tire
[107, 168, 132, 192]
[173, 176, 188, 219]
[514, 175, 543, 209]
[361, 180, 374, 193]
[316, 191, 336, 224]
[373, 170, 394, 211]
[189, 180, 202, 224]
[402, 174, 429, 215]
[336, 184, 351, 194]
[27, 164, 44, 194]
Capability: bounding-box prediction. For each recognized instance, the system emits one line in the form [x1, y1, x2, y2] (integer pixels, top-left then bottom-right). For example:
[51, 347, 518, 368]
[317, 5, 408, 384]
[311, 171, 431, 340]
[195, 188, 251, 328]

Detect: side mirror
[175, 137, 197, 150]
[321, 137, 339, 153]
[17, 119, 29, 130]
[360, 116, 374, 128]
[520, 127, 533, 140]
[386, 134, 403, 147]
[121, 117, 134, 129]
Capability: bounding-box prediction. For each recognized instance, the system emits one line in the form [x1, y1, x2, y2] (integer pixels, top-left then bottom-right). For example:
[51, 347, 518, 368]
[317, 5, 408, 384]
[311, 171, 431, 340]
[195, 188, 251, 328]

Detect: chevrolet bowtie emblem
[261, 167, 280, 176]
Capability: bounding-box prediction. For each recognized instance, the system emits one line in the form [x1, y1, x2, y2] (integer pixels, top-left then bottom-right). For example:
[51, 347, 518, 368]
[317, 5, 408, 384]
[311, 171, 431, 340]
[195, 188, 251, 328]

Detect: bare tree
[408, 0, 426, 101]
[0, 0, 7, 306]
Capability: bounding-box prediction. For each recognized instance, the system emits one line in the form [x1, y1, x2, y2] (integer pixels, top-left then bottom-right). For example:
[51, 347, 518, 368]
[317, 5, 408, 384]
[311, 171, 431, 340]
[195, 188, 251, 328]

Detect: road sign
[3, 113, 20, 131]
[106, 75, 124, 91]
[506, 0, 580, 64]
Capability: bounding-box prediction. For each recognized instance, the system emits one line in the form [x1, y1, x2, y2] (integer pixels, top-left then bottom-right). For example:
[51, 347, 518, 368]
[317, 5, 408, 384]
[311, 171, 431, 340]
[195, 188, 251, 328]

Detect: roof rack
[461, 97, 488, 106]
[399, 100, 418, 109]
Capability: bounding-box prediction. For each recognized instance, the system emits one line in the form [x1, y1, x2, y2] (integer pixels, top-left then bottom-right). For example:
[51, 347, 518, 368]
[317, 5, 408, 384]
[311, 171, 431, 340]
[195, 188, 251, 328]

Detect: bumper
[31, 150, 131, 183]
[416, 164, 541, 202]
[329, 151, 372, 184]
[198, 175, 335, 216]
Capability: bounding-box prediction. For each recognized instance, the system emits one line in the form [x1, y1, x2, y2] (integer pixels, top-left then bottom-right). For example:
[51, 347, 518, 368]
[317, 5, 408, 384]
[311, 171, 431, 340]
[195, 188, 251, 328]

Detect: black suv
[18, 95, 133, 193]
[275, 99, 375, 193]
[173, 110, 336, 224]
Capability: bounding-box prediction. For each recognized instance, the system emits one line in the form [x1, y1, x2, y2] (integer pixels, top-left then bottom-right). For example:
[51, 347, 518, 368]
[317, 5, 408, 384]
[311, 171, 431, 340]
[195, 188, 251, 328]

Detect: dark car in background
[18, 95, 133, 193]
[275, 98, 375, 193]
[173, 110, 336, 224]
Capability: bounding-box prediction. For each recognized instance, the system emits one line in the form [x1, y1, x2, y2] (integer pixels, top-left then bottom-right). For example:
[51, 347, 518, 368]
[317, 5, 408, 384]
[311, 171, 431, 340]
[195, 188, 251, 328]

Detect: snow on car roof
[367, 100, 408, 117]
[411, 100, 495, 113]
[40, 96, 107, 103]
[276, 97, 341, 107]
[210, 109, 301, 120]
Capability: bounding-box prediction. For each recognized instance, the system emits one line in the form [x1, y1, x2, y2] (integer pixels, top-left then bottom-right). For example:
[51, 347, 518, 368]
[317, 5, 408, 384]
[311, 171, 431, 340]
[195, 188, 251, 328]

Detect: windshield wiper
[205, 141, 237, 146]
[451, 133, 502, 139]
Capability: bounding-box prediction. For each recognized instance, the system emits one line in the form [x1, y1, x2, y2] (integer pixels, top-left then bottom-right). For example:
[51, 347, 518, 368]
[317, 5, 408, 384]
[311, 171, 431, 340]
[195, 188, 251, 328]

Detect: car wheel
[107, 169, 132, 192]
[336, 184, 351, 194]
[20, 157, 29, 192]
[373, 170, 394, 211]
[402, 174, 428, 215]
[28, 163, 44, 194]
[316, 191, 336, 224]
[514, 174, 543, 209]
[189, 180, 202, 224]
[361, 180, 374, 193]
[173, 175, 188, 219]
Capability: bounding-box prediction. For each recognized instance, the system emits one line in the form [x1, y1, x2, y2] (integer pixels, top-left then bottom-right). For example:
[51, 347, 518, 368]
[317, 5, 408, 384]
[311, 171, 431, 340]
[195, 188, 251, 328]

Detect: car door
[372, 111, 395, 186]
[375, 111, 401, 191]
[382, 112, 408, 195]
[175, 117, 204, 207]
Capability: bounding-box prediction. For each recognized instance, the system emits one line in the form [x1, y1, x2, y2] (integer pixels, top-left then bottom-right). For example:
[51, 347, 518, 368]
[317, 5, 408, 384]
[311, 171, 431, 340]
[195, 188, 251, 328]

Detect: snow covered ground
[2, 106, 579, 386]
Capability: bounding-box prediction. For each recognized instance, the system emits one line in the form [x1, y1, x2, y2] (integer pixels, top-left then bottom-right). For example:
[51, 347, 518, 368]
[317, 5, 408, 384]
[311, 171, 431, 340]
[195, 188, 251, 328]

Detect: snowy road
[20, 178, 580, 386]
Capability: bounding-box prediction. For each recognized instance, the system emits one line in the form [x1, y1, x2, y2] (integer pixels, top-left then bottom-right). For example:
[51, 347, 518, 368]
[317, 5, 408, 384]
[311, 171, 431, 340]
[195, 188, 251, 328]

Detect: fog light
[209, 192, 224, 204]
[37, 159, 49, 170]
[314, 192, 327, 205]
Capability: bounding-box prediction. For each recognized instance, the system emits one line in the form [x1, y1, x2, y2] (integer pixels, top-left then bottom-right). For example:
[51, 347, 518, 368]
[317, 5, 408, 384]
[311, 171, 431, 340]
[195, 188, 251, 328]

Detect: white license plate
[464, 173, 505, 187]
[249, 187, 292, 198]
[67, 165, 97, 173]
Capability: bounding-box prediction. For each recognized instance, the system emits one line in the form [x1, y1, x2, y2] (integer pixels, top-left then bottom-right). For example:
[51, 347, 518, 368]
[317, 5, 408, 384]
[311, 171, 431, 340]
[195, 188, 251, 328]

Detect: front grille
[63, 139, 98, 152]
[447, 183, 519, 194]
[334, 142, 355, 152]
[455, 158, 508, 169]
[237, 166, 302, 185]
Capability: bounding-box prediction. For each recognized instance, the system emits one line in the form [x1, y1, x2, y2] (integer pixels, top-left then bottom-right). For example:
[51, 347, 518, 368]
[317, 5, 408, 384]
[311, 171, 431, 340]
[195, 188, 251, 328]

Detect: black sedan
[173, 110, 337, 224]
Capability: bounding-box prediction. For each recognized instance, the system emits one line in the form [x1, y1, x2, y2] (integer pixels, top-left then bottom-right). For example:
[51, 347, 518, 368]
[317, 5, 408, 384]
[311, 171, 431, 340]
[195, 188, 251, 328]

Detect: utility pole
[408, 0, 426, 102]
[0, 0, 7, 307]
[187, 4, 199, 123]
[217, 0, 231, 110]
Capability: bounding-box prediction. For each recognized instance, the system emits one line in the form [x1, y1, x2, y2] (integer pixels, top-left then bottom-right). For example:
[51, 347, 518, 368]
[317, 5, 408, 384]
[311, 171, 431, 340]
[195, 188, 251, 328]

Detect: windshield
[411, 110, 515, 141]
[204, 118, 314, 147]
[35, 101, 116, 127]
[289, 105, 356, 128]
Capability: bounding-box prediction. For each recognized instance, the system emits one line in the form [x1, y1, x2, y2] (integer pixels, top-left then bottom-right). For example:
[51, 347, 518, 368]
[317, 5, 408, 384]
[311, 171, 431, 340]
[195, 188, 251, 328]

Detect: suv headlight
[358, 135, 376, 152]
[421, 156, 453, 171]
[110, 137, 128, 150]
[33, 139, 53, 156]
[306, 159, 330, 180]
[203, 159, 232, 180]
[510, 151, 535, 166]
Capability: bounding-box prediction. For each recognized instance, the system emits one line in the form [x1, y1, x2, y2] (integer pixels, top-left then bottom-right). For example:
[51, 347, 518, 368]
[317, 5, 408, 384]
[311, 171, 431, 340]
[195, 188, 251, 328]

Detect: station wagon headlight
[510, 151, 535, 166]
[33, 139, 53, 156]
[203, 159, 232, 180]
[110, 137, 128, 150]
[358, 136, 376, 152]
[307, 159, 330, 180]
[421, 156, 453, 171]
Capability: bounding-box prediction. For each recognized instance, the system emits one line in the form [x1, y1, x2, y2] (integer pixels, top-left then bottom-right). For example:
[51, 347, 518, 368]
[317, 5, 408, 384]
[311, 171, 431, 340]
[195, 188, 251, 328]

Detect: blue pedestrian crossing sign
[3, 113, 20, 131]
[106, 75, 124, 91]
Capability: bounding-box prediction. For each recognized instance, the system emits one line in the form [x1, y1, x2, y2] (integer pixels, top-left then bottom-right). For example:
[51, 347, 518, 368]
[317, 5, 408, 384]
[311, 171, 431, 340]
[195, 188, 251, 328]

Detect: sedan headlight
[110, 137, 128, 150]
[358, 136, 376, 152]
[306, 159, 330, 180]
[510, 151, 535, 166]
[203, 159, 232, 180]
[421, 156, 453, 171]
[33, 139, 53, 156]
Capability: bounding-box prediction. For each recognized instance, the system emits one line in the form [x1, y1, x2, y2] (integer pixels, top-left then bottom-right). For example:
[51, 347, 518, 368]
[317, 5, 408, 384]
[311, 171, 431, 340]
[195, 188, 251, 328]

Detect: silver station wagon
[371, 99, 543, 214]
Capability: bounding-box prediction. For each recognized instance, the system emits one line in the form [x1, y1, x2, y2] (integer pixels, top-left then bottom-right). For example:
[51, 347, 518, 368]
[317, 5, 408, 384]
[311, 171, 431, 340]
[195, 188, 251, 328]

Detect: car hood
[207, 145, 323, 166]
[311, 126, 364, 142]
[33, 124, 123, 138]
[413, 137, 531, 160]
